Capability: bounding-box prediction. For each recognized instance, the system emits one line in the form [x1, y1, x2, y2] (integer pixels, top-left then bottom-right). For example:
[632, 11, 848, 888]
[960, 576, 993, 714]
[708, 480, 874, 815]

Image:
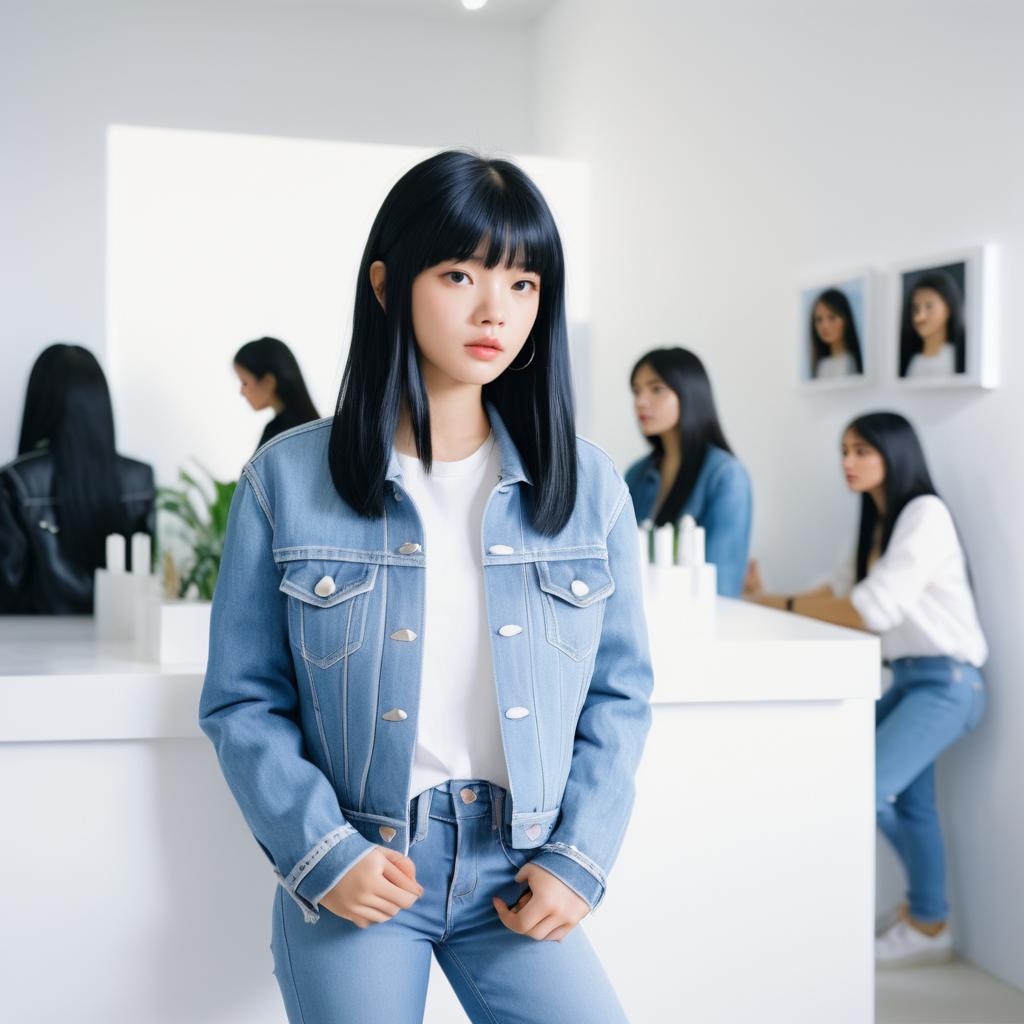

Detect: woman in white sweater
[745, 411, 987, 968]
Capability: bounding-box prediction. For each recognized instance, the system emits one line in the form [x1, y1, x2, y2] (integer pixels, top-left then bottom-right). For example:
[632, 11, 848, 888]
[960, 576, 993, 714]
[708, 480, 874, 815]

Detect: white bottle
[653, 523, 674, 567]
[130, 532, 152, 575]
[105, 533, 126, 573]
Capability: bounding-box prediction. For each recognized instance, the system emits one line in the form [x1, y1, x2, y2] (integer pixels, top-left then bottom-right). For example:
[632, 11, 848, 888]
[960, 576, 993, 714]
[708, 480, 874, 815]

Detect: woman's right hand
[318, 846, 424, 927]
[743, 558, 765, 597]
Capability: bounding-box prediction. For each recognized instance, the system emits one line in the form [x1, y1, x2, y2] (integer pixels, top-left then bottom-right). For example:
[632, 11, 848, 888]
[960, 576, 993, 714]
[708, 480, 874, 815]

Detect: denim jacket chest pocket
[535, 557, 615, 662]
[278, 559, 379, 668]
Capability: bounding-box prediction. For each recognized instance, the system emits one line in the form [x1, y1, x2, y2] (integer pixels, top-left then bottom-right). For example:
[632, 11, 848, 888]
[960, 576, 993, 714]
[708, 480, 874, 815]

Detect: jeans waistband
[889, 655, 970, 671]
[888, 655, 982, 685]
[407, 779, 511, 844]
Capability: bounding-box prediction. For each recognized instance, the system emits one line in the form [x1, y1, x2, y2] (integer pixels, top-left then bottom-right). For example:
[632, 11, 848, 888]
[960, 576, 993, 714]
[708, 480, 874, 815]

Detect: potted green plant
[156, 463, 237, 600]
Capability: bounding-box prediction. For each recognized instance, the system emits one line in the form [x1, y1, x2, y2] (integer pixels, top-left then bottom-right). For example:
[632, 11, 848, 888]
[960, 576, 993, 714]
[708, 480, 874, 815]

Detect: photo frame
[887, 246, 996, 390]
[797, 268, 875, 391]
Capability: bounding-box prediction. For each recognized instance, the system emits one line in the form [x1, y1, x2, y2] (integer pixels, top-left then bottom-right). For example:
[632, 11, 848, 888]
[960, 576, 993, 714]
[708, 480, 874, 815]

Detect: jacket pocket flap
[536, 558, 614, 607]
[279, 560, 379, 609]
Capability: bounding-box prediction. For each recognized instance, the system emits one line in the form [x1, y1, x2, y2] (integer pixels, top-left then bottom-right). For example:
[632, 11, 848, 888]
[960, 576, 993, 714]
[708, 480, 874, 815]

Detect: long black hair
[630, 347, 733, 527]
[899, 268, 966, 377]
[810, 288, 864, 375]
[17, 343, 129, 569]
[329, 149, 576, 535]
[233, 336, 319, 422]
[845, 412, 939, 582]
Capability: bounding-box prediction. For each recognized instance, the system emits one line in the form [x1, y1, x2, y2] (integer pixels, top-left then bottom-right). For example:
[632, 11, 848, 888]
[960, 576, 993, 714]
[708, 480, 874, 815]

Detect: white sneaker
[875, 918, 954, 969]
[875, 903, 906, 937]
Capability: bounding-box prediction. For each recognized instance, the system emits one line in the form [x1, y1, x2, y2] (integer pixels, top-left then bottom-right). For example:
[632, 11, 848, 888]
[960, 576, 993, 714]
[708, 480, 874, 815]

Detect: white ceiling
[219, 0, 556, 26]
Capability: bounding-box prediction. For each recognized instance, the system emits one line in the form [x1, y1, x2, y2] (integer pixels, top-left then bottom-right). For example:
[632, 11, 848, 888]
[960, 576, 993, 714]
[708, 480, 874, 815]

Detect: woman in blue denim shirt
[624, 347, 752, 595]
[199, 151, 653, 1024]
[746, 412, 987, 969]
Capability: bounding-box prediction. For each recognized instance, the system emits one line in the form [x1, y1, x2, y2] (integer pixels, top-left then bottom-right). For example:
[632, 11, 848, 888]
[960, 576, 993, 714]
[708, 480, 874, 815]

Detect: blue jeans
[270, 779, 629, 1023]
[876, 656, 987, 923]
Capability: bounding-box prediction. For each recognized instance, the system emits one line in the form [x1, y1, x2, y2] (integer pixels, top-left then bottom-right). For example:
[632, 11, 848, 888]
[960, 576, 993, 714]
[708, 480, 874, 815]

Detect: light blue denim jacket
[624, 446, 753, 597]
[199, 401, 654, 924]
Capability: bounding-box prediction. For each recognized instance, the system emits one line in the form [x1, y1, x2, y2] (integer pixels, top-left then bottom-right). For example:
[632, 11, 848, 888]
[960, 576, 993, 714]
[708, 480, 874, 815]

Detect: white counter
[0, 601, 879, 1023]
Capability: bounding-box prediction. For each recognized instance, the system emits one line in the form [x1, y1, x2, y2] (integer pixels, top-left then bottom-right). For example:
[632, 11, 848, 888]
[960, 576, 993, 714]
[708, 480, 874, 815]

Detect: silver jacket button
[314, 576, 336, 598]
[459, 787, 478, 804]
[382, 708, 408, 722]
[498, 624, 523, 637]
[488, 544, 514, 555]
[399, 542, 422, 555]
[390, 628, 418, 642]
[378, 826, 397, 842]
[571, 579, 590, 597]
[505, 706, 530, 720]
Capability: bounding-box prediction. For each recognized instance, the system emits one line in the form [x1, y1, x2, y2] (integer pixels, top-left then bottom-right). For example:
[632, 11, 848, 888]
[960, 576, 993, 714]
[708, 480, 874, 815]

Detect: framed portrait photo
[889, 246, 997, 389]
[798, 269, 874, 390]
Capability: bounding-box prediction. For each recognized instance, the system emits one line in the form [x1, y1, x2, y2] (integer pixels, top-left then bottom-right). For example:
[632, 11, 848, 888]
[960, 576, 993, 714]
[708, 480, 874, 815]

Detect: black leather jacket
[0, 449, 156, 614]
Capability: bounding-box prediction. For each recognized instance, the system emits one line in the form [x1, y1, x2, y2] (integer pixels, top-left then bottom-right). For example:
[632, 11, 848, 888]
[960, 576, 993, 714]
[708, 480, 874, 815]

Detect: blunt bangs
[415, 161, 562, 281]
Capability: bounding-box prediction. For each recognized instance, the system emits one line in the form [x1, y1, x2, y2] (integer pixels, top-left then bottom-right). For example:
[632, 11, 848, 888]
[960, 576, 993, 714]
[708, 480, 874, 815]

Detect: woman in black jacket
[0, 343, 155, 614]
[233, 336, 320, 452]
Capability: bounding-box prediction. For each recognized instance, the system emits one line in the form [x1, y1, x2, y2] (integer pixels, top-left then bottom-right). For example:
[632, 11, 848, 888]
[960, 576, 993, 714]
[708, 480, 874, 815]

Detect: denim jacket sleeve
[198, 466, 376, 924]
[529, 483, 655, 911]
[702, 458, 753, 598]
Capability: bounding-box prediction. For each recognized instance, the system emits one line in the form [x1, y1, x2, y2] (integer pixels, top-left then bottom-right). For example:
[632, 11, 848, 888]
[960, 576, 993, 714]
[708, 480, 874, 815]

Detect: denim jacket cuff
[282, 825, 377, 924]
[529, 846, 606, 912]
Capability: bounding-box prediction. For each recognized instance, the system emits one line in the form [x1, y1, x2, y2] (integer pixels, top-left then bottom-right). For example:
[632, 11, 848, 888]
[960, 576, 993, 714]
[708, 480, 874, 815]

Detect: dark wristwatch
[785, 596, 795, 612]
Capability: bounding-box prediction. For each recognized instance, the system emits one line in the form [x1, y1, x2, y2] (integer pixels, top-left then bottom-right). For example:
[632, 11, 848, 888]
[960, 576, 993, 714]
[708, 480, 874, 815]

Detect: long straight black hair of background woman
[17, 343, 129, 569]
[630, 347, 734, 527]
[810, 288, 864, 375]
[898, 269, 966, 376]
[329, 149, 577, 535]
[847, 412, 939, 581]
[233, 336, 320, 423]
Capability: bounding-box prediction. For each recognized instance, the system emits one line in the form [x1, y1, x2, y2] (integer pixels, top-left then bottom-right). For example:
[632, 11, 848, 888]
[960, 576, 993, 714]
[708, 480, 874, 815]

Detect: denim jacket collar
[383, 399, 534, 488]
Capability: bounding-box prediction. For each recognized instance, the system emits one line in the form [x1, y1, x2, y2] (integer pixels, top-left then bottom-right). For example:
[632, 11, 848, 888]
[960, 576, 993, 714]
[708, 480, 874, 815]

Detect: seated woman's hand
[318, 846, 423, 928]
[492, 863, 591, 942]
[743, 557, 765, 597]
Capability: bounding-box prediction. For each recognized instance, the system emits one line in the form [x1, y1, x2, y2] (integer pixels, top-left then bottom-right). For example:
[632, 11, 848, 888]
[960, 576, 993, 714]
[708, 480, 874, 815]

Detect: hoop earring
[508, 335, 536, 372]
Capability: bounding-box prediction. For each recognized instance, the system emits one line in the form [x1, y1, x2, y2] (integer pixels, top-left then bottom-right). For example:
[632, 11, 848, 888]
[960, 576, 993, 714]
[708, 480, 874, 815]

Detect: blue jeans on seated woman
[876, 656, 986, 924]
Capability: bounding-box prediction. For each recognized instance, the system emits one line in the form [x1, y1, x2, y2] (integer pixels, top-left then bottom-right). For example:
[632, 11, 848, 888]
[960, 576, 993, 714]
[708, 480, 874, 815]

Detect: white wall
[0, 0, 536, 461]
[534, 0, 1024, 989]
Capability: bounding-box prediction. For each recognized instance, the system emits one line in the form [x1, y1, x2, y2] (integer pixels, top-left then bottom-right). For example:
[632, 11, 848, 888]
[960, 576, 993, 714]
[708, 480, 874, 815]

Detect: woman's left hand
[492, 864, 591, 941]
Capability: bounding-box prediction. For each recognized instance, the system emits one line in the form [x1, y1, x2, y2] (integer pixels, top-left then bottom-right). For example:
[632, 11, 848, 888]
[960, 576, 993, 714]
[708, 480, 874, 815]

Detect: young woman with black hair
[625, 347, 752, 596]
[0, 343, 155, 614]
[899, 270, 966, 378]
[233, 335, 320, 450]
[200, 151, 653, 1023]
[810, 287, 864, 379]
[744, 412, 987, 968]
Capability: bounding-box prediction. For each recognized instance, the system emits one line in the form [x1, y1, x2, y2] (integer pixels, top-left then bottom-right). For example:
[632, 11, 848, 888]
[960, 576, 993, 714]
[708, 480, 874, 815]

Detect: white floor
[877, 959, 1024, 1023]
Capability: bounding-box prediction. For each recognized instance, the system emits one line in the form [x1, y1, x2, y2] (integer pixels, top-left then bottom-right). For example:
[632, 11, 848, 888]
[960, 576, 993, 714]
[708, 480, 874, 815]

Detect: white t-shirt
[827, 495, 987, 666]
[815, 352, 858, 379]
[395, 431, 511, 799]
[905, 343, 956, 379]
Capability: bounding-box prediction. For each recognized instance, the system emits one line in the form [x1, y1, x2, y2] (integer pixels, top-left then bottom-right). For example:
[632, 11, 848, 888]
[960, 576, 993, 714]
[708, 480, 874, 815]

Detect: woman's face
[813, 301, 845, 349]
[841, 429, 886, 495]
[406, 243, 541, 388]
[911, 287, 950, 344]
[234, 364, 275, 411]
[631, 364, 680, 437]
